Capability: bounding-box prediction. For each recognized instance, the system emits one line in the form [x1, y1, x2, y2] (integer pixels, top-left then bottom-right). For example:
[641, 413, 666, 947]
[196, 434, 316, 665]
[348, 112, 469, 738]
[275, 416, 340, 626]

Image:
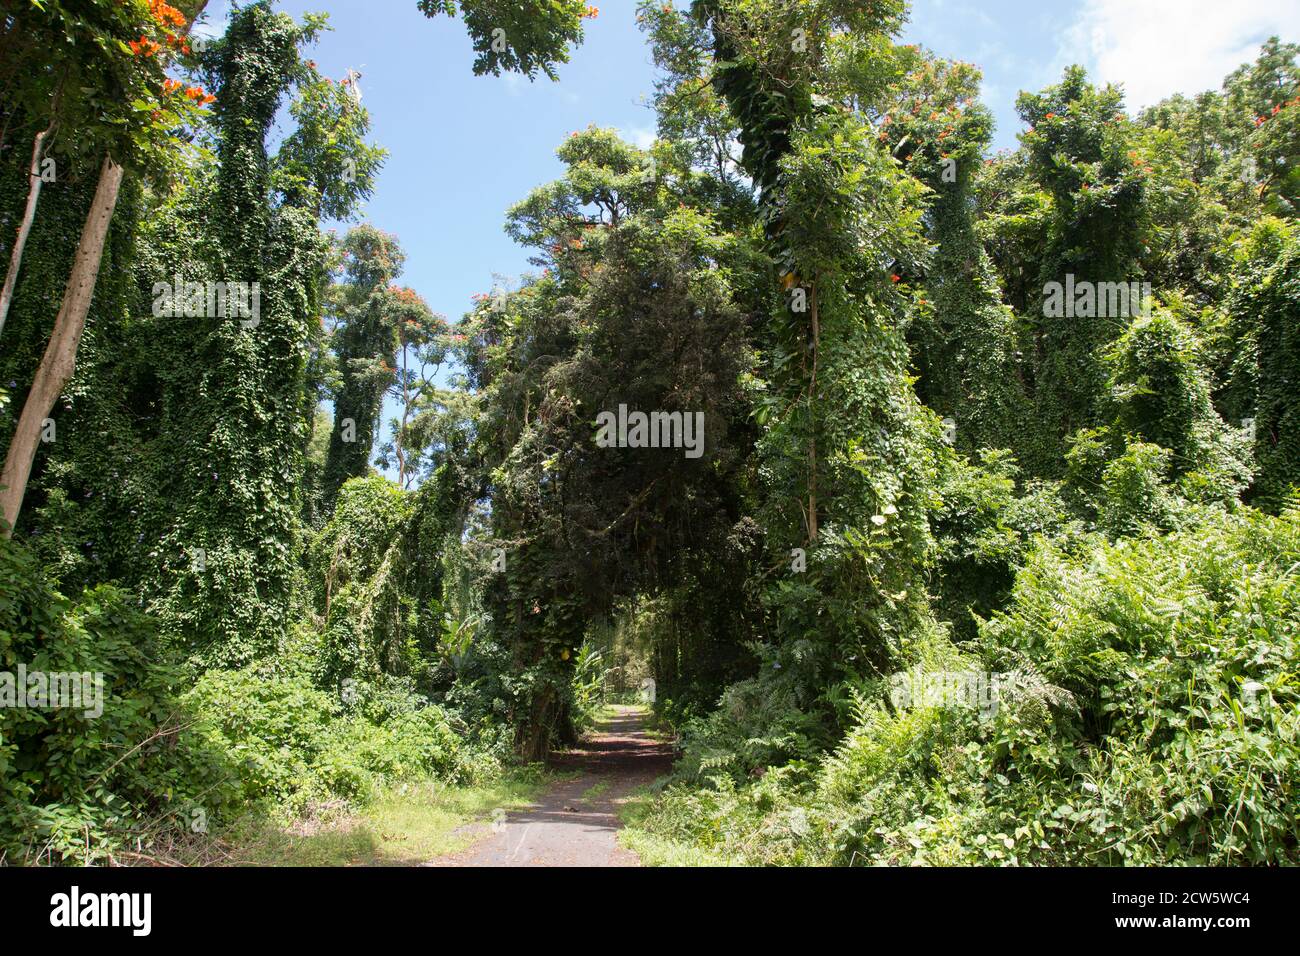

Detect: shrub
[185, 662, 490, 819]
[931, 449, 1075, 640]
[0, 536, 238, 864]
[670, 665, 829, 785]
[975, 505, 1300, 863]
[628, 506, 1300, 865]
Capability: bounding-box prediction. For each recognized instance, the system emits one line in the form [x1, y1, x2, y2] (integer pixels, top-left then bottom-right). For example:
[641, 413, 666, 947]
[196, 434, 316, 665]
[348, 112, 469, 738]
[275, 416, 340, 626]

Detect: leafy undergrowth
[0, 531, 516, 865]
[626, 505, 1300, 866]
[616, 784, 743, 867]
[222, 768, 548, 866]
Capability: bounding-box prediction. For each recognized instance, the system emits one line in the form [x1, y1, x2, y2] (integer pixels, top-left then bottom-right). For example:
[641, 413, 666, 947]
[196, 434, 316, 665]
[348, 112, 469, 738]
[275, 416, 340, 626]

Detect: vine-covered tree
[322, 225, 406, 509]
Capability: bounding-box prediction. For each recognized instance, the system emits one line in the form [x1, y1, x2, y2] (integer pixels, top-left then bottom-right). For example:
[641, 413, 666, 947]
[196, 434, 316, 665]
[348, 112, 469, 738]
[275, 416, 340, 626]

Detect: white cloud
[623, 126, 658, 149]
[1061, 0, 1300, 110]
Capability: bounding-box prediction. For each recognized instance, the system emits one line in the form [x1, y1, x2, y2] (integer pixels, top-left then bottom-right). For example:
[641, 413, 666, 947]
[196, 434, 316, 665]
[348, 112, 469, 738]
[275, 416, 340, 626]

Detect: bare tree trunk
[0, 156, 123, 536]
[0, 116, 57, 338]
[0, 1, 208, 536]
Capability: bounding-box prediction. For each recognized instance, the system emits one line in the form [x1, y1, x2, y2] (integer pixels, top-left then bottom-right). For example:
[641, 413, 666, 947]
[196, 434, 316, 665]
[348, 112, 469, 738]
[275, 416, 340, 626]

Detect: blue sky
[196, 0, 1299, 479]
[213, 0, 1074, 325]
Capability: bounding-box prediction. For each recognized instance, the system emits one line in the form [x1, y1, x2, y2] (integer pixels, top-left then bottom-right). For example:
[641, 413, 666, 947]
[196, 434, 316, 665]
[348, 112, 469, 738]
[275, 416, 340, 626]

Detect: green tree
[1016, 67, 1149, 472]
[0, 0, 212, 534]
[876, 51, 1030, 456]
[1230, 218, 1300, 506]
[417, 0, 596, 80]
[375, 287, 450, 490]
[322, 226, 406, 508]
[463, 127, 757, 756]
[689, 0, 939, 701]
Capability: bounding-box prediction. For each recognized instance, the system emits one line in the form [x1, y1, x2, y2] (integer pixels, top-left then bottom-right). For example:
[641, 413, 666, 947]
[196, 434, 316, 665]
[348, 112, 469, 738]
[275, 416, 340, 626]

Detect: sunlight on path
[428, 705, 674, 867]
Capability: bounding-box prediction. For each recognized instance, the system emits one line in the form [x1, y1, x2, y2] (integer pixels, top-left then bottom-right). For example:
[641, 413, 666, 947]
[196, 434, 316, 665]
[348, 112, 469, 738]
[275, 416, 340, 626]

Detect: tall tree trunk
[516, 685, 557, 761]
[0, 1, 208, 536]
[0, 156, 122, 536]
[0, 115, 57, 338]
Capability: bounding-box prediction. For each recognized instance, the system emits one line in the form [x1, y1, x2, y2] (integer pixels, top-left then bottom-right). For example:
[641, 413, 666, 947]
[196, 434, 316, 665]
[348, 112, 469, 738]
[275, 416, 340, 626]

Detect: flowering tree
[376, 286, 450, 489]
[0, 0, 212, 535]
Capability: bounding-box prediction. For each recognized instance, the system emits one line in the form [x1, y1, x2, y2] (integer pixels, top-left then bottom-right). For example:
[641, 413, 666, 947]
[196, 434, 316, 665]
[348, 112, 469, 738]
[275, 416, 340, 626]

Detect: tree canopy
[0, 0, 1297, 870]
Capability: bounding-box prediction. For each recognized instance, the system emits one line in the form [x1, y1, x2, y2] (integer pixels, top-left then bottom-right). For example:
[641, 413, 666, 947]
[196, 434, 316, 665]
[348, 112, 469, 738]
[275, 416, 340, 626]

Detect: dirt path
[430, 705, 673, 867]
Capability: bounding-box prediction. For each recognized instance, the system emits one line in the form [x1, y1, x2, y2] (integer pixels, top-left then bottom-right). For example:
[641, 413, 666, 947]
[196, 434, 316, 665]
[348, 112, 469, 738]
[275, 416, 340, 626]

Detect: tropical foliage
[0, 0, 1296, 866]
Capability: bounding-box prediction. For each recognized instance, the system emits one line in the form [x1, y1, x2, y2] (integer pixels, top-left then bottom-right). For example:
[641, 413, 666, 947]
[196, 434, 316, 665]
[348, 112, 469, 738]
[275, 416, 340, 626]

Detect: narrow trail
[431, 705, 674, 867]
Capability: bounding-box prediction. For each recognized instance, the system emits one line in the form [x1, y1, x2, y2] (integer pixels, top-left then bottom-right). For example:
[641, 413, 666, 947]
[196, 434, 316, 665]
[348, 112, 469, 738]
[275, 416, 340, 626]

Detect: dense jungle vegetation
[1, 0, 1298, 866]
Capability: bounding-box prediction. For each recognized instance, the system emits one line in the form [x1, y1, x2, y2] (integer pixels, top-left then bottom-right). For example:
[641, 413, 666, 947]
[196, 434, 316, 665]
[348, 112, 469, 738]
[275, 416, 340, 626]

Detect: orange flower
[890, 274, 901, 283]
[130, 36, 161, 57]
[148, 0, 187, 28]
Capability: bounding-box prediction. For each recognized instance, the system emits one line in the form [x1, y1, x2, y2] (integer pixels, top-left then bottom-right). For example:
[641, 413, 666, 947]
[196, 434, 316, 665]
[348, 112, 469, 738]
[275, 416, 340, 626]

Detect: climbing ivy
[321, 225, 406, 511]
